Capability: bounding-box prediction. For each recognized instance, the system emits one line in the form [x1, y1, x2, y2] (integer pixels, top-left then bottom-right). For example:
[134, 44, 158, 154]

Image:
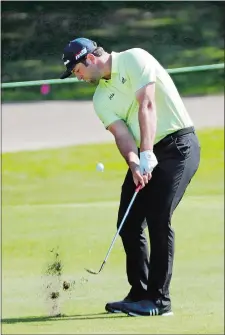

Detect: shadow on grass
[2, 312, 128, 324]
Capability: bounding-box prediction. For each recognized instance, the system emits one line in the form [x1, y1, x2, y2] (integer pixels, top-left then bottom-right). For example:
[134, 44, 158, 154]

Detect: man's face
[72, 55, 102, 84]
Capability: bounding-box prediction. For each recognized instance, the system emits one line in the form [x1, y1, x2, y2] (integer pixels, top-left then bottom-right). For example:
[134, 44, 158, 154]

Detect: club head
[85, 268, 100, 275]
[85, 261, 105, 275]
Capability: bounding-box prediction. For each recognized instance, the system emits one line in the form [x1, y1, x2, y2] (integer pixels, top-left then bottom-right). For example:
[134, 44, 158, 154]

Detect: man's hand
[130, 162, 149, 189]
[140, 150, 158, 175]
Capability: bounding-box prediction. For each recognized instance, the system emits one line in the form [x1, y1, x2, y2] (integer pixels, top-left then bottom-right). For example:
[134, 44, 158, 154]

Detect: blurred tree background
[2, 1, 224, 102]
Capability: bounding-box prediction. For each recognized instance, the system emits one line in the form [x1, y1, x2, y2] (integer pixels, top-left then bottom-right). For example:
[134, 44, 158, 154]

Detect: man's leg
[105, 169, 149, 312]
[145, 132, 200, 309]
[117, 169, 149, 299]
[121, 132, 200, 316]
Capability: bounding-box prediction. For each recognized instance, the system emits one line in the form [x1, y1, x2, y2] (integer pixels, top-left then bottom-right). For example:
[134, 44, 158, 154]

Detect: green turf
[2, 128, 224, 334]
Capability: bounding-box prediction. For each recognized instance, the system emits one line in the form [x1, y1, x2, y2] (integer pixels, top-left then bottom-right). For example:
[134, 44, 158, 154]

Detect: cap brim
[60, 69, 72, 79]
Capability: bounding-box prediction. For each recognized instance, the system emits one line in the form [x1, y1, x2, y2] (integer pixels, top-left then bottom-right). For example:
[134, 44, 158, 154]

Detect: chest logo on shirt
[109, 93, 115, 100]
[120, 77, 127, 84]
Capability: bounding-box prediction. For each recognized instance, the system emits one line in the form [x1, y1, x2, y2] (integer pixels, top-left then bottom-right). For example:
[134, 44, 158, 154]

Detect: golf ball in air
[96, 162, 104, 172]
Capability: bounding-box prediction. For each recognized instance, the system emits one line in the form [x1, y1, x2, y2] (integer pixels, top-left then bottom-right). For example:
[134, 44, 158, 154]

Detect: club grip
[135, 184, 142, 192]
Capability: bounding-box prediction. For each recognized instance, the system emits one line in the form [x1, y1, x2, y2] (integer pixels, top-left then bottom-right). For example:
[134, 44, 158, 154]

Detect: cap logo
[75, 47, 87, 60]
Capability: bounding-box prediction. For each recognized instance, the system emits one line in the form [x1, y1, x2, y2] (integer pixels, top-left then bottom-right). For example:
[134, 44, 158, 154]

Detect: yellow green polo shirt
[93, 48, 193, 147]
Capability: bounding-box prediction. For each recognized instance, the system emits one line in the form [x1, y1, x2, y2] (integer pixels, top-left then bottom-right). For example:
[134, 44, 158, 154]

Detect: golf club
[85, 184, 142, 275]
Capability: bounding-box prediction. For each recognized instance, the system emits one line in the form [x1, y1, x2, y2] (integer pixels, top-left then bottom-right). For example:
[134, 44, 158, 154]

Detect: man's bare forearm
[115, 133, 139, 172]
[139, 101, 157, 151]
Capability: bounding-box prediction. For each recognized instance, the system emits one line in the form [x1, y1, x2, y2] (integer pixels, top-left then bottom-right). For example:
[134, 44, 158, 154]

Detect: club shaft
[102, 187, 140, 265]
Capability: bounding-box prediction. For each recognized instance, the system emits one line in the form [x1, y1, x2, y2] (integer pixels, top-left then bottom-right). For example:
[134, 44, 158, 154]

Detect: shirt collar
[111, 51, 120, 74]
[99, 51, 120, 85]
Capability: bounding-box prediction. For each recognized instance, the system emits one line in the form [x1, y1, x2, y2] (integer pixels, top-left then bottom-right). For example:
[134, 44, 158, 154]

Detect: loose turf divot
[42, 247, 88, 317]
[43, 247, 63, 316]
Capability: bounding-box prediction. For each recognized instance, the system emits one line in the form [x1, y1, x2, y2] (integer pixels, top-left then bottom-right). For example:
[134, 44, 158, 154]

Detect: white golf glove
[140, 150, 158, 175]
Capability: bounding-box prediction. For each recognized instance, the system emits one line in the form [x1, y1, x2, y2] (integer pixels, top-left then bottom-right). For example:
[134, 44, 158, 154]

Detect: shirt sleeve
[124, 49, 156, 93]
[93, 98, 121, 129]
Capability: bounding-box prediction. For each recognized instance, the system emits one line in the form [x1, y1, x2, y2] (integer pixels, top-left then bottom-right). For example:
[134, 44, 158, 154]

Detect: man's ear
[86, 53, 96, 64]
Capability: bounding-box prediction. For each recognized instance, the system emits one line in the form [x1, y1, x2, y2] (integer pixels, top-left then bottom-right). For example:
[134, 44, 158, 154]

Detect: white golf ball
[96, 162, 104, 172]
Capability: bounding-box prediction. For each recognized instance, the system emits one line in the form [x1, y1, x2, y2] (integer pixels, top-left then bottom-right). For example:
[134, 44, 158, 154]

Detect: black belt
[154, 126, 195, 148]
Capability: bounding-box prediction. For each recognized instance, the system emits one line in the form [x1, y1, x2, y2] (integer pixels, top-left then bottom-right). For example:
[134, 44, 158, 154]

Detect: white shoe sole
[107, 309, 122, 313]
[127, 311, 174, 317]
[162, 311, 174, 316]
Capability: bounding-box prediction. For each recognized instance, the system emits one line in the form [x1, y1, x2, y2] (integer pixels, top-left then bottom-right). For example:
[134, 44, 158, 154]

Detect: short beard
[89, 78, 100, 85]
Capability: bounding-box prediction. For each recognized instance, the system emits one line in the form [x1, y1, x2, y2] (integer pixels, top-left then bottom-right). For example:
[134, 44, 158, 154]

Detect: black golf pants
[117, 129, 200, 307]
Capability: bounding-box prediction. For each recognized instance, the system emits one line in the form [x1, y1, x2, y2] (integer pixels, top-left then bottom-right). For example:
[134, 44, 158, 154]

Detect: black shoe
[105, 289, 147, 313]
[121, 299, 173, 317]
[105, 297, 134, 313]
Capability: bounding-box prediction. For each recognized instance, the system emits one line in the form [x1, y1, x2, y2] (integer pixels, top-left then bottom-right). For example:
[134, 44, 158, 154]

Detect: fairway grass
[2, 128, 224, 334]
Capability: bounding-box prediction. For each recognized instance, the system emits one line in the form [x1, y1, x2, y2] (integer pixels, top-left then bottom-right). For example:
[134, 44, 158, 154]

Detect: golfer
[60, 38, 200, 316]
